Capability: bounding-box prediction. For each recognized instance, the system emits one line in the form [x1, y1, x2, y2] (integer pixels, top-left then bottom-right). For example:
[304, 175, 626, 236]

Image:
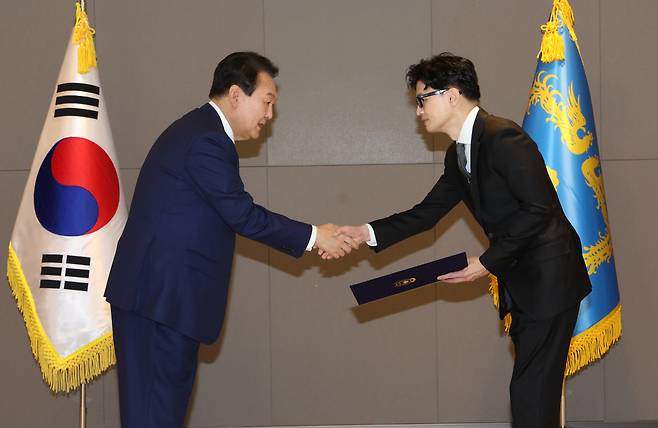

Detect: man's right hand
[316, 224, 371, 260]
[315, 223, 359, 259]
[335, 224, 370, 245]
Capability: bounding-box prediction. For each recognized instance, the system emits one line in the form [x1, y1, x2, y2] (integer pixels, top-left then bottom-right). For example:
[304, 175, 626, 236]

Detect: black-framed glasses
[415, 88, 448, 109]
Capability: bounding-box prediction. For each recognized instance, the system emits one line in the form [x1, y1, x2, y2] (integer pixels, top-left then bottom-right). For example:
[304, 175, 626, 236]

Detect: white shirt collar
[456, 106, 480, 146]
[208, 100, 235, 144]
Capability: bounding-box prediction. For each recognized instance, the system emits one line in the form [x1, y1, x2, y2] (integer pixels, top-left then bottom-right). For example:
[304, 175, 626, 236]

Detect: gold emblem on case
[393, 277, 417, 288]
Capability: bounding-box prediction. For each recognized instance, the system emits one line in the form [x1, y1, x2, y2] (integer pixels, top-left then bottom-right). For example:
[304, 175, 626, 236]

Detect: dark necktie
[456, 142, 470, 181]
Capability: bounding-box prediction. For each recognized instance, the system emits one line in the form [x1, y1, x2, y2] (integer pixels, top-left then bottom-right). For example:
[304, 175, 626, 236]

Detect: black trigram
[39, 254, 91, 291]
[53, 82, 100, 120]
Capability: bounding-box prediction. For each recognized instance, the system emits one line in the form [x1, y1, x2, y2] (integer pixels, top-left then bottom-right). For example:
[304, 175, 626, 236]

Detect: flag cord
[538, 0, 581, 62]
[74, 1, 96, 74]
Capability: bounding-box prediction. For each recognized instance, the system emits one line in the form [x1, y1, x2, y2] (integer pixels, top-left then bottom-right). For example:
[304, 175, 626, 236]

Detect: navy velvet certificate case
[349, 252, 468, 305]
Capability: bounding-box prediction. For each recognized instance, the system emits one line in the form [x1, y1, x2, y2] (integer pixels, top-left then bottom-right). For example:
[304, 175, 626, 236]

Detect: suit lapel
[469, 108, 488, 218]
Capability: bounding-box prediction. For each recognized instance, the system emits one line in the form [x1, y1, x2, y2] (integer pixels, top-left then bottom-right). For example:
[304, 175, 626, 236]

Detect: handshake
[313, 223, 370, 260]
[313, 224, 489, 283]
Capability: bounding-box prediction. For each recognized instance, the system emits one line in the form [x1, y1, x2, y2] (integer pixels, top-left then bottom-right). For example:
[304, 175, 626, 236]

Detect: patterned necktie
[456, 142, 470, 181]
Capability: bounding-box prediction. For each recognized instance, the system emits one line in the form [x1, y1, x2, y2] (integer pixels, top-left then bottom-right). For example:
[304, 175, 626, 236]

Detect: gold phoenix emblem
[394, 277, 417, 288]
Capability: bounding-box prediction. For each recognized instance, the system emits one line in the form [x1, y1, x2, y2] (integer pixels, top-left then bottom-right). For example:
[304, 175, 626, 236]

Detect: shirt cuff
[365, 224, 377, 247]
[306, 225, 318, 251]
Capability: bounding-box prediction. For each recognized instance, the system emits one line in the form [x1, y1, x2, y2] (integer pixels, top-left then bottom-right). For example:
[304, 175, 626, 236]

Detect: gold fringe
[565, 303, 622, 377]
[73, 2, 97, 74]
[488, 275, 512, 332]
[489, 273, 622, 377]
[6, 243, 115, 393]
[538, 0, 581, 63]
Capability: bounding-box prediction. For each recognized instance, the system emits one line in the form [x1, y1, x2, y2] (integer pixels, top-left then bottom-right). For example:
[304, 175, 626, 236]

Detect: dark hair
[406, 52, 480, 101]
[209, 52, 279, 98]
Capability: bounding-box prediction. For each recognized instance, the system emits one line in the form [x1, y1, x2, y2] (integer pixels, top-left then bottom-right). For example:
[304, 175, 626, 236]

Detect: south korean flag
[7, 5, 127, 392]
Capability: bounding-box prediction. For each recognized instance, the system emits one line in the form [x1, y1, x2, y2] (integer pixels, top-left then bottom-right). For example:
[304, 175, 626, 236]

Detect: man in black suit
[336, 53, 591, 427]
[105, 52, 356, 428]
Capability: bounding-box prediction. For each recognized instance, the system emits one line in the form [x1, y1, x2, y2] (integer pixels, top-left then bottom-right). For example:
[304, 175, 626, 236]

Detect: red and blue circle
[34, 137, 119, 236]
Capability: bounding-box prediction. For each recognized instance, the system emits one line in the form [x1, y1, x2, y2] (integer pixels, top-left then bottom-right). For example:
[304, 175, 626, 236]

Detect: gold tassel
[565, 303, 622, 377]
[488, 275, 512, 333]
[7, 244, 116, 392]
[73, 2, 97, 74]
[538, 0, 581, 63]
[487, 271, 622, 377]
[539, 20, 565, 63]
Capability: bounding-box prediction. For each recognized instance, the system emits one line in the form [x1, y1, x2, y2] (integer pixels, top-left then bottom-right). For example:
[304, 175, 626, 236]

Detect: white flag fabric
[7, 7, 126, 392]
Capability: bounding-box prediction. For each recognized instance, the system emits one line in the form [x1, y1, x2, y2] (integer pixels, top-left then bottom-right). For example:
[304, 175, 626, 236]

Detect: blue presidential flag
[522, 0, 621, 375]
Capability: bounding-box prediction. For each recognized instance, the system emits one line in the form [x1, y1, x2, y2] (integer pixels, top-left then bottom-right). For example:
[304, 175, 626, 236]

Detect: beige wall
[1, 0, 657, 426]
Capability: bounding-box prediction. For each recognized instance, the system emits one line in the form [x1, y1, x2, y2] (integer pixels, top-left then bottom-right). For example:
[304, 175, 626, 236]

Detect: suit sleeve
[369, 145, 464, 252]
[478, 127, 558, 275]
[185, 134, 312, 257]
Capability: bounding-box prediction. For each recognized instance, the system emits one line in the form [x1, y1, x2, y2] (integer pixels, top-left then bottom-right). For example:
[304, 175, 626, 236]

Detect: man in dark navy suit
[105, 52, 356, 428]
[337, 53, 591, 427]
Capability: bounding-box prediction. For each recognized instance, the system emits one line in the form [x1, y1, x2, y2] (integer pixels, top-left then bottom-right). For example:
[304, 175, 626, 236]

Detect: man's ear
[228, 85, 242, 108]
[449, 87, 460, 105]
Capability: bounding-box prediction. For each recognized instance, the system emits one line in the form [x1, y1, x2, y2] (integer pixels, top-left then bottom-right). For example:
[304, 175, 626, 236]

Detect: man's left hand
[437, 256, 489, 283]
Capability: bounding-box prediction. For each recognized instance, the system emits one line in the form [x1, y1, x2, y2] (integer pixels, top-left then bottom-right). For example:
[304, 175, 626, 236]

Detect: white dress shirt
[209, 100, 235, 143]
[208, 100, 317, 250]
[456, 106, 480, 174]
[365, 106, 480, 246]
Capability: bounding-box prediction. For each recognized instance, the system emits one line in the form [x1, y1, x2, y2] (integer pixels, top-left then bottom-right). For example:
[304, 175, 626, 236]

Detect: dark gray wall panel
[600, 0, 658, 160]
[567, 362, 605, 422]
[265, 0, 433, 166]
[601, 160, 658, 421]
[436, 286, 514, 423]
[0, 171, 81, 427]
[430, 160, 512, 422]
[101, 370, 120, 428]
[268, 165, 439, 424]
[432, 197, 513, 422]
[0, 3, 71, 171]
[85, 372, 111, 428]
[95, 0, 266, 169]
[187, 167, 272, 427]
[431, 1, 545, 126]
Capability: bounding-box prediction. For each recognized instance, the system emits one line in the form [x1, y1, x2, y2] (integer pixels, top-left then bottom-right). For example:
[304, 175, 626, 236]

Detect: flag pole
[78, 0, 88, 422]
[76, 0, 88, 413]
[560, 378, 567, 428]
[80, 383, 87, 428]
